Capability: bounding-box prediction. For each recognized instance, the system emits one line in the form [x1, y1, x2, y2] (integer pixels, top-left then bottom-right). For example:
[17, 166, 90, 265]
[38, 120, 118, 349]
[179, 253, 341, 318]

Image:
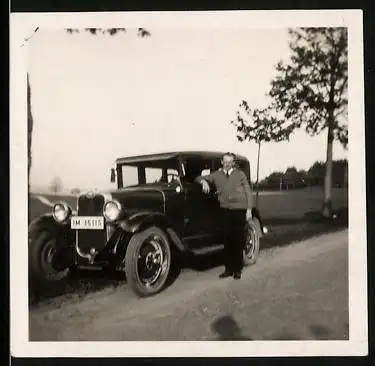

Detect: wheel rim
[40, 238, 69, 278]
[40, 239, 58, 271]
[137, 235, 169, 287]
[244, 226, 256, 260]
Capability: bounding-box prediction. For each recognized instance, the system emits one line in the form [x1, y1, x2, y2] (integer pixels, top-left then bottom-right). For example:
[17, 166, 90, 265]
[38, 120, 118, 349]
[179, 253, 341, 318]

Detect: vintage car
[28, 151, 267, 297]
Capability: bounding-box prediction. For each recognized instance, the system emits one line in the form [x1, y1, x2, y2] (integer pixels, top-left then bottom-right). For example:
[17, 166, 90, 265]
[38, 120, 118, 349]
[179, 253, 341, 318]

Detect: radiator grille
[76, 193, 107, 254]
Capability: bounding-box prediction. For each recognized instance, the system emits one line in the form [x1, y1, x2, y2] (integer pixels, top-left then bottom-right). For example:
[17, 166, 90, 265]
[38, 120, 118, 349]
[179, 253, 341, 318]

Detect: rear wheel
[243, 218, 261, 266]
[125, 226, 172, 297]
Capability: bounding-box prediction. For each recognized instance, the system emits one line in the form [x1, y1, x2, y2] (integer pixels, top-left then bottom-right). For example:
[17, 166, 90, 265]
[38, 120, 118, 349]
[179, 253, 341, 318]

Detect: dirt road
[29, 230, 348, 341]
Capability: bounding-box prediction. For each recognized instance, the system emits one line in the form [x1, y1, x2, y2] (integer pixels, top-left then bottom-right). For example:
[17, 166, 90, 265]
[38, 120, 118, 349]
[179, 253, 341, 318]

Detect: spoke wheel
[243, 219, 261, 266]
[29, 230, 70, 285]
[125, 226, 172, 297]
[137, 236, 167, 286]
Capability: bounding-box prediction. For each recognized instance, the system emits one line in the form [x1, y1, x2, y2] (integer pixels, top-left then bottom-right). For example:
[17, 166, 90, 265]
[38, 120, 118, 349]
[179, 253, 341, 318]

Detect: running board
[191, 244, 224, 256]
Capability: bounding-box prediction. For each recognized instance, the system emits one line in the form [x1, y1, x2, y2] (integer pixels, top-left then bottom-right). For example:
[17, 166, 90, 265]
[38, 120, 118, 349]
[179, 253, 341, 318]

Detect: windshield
[117, 159, 180, 188]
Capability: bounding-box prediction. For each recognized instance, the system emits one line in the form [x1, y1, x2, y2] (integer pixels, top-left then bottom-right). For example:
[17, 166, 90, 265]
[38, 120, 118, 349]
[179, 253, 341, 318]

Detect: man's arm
[240, 171, 253, 209]
[195, 171, 217, 194]
[194, 171, 216, 185]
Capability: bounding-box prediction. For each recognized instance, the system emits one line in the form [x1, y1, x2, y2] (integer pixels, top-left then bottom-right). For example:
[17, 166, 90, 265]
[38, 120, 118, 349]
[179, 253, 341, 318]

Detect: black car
[29, 151, 267, 297]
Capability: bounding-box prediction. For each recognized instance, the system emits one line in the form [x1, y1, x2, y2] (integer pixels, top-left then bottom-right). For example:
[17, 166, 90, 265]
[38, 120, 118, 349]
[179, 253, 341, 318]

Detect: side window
[121, 165, 139, 187]
[145, 167, 163, 184]
[201, 169, 211, 176]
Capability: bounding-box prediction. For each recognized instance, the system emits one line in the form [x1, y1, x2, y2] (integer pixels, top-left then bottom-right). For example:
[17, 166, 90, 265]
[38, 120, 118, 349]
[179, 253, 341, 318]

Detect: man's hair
[222, 152, 236, 160]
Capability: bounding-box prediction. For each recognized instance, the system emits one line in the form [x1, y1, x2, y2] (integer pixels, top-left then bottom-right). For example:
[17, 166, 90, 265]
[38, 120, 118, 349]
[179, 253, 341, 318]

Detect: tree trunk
[27, 73, 33, 193]
[322, 112, 334, 218]
[344, 163, 348, 188]
[255, 141, 261, 206]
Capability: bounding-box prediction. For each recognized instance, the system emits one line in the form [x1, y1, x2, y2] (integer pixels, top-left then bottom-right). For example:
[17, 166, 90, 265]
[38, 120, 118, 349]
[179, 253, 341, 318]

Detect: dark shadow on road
[309, 323, 349, 340]
[211, 315, 252, 341]
[309, 324, 332, 340]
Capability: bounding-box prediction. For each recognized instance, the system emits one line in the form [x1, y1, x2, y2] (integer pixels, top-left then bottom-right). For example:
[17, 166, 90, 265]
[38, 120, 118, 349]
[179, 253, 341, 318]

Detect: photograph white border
[10, 9, 367, 357]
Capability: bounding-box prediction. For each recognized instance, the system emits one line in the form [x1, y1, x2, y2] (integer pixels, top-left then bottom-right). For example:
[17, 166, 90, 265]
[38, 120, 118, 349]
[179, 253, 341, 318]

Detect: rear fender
[251, 207, 267, 236]
[118, 212, 186, 252]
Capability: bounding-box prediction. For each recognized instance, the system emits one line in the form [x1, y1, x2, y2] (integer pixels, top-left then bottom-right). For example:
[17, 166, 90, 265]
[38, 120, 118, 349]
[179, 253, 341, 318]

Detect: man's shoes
[219, 271, 233, 278]
[233, 271, 242, 279]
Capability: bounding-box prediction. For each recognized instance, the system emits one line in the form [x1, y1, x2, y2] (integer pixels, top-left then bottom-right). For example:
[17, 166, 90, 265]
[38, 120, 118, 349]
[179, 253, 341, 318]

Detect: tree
[27, 27, 150, 191]
[332, 159, 348, 187]
[65, 28, 150, 37]
[70, 188, 81, 195]
[307, 161, 326, 187]
[262, 171, 284, 191]
[27, 73, 33, 193]
[231, 101, 294, 204]
[24, 27, 39, 193]
[283, 166, 298, 190]
[49, 176, 63, 194]
[268, 27, 348, 217]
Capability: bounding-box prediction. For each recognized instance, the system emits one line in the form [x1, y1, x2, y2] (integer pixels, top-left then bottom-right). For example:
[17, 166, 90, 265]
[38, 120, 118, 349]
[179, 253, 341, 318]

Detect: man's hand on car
[246, 208, 252, 221]
[201, 180, 210, 194]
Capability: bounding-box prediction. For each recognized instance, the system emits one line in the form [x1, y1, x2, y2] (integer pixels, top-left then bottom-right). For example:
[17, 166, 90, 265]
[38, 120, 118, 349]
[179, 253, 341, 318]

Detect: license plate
[71, 216, 104, 230]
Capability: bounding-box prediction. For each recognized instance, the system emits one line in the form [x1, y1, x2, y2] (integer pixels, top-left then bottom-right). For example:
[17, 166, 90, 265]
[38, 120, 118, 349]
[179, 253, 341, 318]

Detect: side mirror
[110, 168, 116, 183]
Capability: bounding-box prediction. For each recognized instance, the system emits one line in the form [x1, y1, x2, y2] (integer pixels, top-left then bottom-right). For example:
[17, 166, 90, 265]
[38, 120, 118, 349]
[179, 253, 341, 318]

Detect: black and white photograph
[10, 10, 367, 357]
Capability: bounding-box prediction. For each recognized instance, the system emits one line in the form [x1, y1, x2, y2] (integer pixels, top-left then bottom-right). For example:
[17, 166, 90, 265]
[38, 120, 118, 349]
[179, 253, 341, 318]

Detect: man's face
[222, 155, 234, 171]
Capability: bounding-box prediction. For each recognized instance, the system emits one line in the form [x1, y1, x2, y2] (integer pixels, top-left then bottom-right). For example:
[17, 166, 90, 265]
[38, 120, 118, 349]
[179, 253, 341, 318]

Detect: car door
[182, 162, 222, 249]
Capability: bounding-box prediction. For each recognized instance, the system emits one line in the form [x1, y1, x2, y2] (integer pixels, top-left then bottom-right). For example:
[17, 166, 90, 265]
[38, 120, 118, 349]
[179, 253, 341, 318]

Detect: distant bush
[70, 188, 81, 195]
[258, 159, 348, 191]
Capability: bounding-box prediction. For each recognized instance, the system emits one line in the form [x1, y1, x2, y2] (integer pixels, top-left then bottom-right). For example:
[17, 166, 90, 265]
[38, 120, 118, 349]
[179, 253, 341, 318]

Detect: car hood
[107, 184, 181, 215]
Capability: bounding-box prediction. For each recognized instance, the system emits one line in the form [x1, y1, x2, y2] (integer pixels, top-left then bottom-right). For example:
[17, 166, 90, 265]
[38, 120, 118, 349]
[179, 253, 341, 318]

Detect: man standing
[195, 152, 253, 279]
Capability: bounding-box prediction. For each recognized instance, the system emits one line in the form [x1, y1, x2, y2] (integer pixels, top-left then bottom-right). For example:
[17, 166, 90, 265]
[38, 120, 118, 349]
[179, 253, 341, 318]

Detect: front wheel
[243, 218, 261, 266]
[29, 230, 71, 289]
[124, 226, 172, 297]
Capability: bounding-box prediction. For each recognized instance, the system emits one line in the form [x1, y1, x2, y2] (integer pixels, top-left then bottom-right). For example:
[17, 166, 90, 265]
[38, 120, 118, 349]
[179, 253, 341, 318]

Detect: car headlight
[53, 202, 71, 223]
[103, 200, 122, 221]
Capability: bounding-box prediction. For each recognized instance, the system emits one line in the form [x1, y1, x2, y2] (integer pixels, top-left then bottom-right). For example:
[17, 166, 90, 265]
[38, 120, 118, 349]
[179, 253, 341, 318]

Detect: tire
[124, 226, 172, 297]
[243, 218, 261, 266]
[29, 230, 71, 289]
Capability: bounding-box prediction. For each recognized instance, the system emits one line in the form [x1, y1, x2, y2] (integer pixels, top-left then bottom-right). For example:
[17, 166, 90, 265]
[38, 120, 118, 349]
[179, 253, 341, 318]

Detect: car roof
[115, 151, 249, 165]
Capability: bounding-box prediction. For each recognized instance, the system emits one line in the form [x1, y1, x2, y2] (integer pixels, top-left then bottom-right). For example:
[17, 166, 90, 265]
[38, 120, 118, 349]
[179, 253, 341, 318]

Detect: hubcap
[41, 239, 69, 275]
[41, 240, 57, 271]
[137, 235, 167, 286]
[46, 246, 55, 263]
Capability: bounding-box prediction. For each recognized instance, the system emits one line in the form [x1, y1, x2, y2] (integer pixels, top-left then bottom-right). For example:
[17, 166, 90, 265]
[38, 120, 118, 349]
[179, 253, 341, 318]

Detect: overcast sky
[28, 27, 347, 191]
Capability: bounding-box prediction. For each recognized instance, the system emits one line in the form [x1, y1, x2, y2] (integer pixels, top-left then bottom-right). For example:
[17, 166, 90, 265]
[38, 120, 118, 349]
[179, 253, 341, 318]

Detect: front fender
[251, 207, 268, 235]
[118, 212, 169, 234]
[118, 212, 186, 252]
[29, 213, 72, 240]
